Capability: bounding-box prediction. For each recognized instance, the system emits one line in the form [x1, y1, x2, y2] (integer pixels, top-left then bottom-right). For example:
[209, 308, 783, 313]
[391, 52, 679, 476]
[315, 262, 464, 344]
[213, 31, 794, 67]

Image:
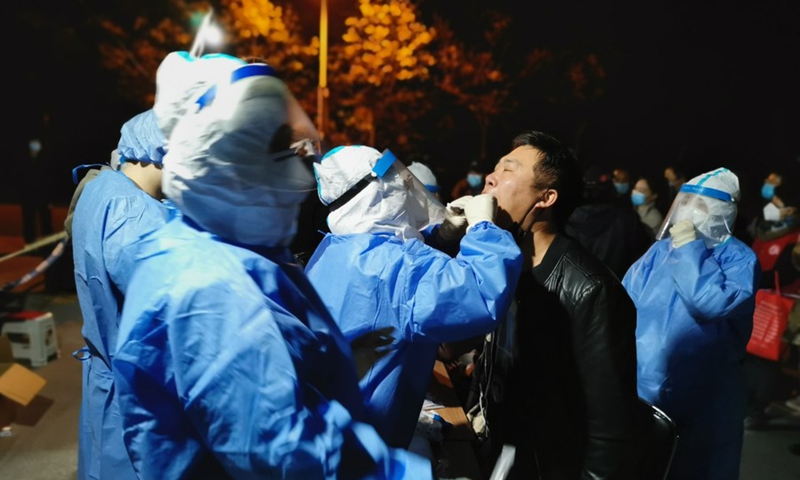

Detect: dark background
[5, 0, 800, 218]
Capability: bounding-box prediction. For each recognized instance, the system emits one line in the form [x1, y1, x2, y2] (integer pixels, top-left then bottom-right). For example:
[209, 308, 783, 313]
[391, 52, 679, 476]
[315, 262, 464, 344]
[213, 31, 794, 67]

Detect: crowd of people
[64, 48, 799, 480]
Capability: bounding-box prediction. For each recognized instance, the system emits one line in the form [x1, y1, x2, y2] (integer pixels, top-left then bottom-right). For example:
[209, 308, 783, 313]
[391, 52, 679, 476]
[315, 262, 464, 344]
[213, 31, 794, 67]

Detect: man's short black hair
[512, 131, 583, 227]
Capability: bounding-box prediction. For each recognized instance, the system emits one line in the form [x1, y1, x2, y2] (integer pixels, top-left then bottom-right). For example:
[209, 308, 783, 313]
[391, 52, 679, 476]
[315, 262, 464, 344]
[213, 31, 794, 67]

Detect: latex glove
[464, 194, 497, 230]
[435, 195, 473, 245]
[349, 326, 395, 380]
[670, 219, 696, 248]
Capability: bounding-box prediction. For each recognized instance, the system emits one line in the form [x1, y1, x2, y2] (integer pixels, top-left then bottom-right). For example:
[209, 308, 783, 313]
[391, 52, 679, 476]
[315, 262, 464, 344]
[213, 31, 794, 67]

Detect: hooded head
[407, 161, 439, 194]
[117, 109, 166, 167]
[162, 60, 316, 248]
[657, 167, 740, 248]
[153, 51, 246, 143]
[314, 145, 445, 241]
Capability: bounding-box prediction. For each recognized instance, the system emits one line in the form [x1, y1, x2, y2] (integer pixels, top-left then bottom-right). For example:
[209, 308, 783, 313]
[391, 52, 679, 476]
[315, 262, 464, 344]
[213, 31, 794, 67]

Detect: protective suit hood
[117, 109, 166, 166]
[657, 167, 739, 248]
[407, 161, 439, 193]
[163, 62, 315, 247]
[314, 145, 445, 241]
[153, 51, 246, 142]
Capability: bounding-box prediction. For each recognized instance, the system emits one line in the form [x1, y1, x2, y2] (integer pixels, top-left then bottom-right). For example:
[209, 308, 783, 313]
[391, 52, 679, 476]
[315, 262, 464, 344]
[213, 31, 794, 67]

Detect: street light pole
[317, 0, 329, 143]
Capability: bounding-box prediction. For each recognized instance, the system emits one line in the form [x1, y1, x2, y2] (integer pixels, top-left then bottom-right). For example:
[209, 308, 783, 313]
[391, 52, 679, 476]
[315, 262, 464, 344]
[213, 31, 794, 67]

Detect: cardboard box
[0, 334, 46, 426]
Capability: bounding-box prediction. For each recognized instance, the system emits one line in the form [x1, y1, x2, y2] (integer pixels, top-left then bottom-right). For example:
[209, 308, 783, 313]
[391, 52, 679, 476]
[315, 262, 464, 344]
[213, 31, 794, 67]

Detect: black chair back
[638, 399, 679, 480]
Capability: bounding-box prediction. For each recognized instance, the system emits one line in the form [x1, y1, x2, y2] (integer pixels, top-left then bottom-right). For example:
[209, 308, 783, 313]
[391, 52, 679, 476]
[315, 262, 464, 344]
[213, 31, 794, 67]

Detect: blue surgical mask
[467, 174, 483, 189]
[631, 191, 646, 206]
[614, 182, 630, 195]
[761, 183, 775, 200]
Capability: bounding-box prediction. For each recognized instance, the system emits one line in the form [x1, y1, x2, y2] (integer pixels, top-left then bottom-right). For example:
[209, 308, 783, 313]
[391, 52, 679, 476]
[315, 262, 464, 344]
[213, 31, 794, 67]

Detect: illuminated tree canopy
[94, 0, 606, 153]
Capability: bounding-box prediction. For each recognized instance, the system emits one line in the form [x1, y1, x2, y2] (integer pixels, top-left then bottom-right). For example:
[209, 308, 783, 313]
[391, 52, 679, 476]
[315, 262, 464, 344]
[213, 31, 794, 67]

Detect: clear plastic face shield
[192, 63, 319, 184]
[162, 61, 321, 248]
[326, 149, 446, 231]
[657, 183, 738, 248]
[389, 152, 447, 229]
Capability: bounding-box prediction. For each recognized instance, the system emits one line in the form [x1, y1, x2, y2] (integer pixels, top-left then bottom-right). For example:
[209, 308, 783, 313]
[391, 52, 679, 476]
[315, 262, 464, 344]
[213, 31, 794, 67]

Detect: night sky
[6, 0, 800, 215]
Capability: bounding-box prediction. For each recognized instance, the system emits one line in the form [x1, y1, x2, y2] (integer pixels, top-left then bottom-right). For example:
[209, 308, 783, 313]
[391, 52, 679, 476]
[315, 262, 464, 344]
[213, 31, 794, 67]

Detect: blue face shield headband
[678, 183, 734, 203]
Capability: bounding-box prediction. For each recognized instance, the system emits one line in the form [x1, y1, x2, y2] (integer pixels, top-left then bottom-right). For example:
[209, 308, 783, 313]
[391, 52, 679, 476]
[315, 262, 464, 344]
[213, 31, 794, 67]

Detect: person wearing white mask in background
[305, 145, 522, 454]
[757, 171, 797, 239]
[630, 174, 664, 240]
[623, 167, 760, 480]
[113, 54, 433, 480]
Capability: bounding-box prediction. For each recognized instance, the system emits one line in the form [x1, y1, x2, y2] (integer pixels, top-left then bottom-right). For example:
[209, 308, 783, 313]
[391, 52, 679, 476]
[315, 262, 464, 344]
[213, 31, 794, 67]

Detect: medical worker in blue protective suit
[113, 54, 433, 480]
[622, 167, 759, 480]
[305, 145, 523, 449]
[70, 50, 246, 480]
[71, 109, 172, 480]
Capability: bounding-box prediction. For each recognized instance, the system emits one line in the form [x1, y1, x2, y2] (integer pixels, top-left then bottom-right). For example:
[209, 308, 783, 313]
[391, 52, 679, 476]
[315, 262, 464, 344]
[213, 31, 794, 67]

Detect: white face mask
[662, 193, 736, 248]
[29, 139, 42, 155]
[673, 198, 709, 226]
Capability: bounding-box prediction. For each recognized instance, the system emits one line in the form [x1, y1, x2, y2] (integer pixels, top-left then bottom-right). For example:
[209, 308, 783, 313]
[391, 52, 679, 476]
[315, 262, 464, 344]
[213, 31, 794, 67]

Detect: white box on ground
[1, 311, 59, 368]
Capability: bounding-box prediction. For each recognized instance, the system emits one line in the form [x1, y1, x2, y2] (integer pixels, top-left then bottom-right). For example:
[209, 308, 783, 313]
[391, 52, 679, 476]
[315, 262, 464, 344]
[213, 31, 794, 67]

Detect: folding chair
[638, 398, 679, 480]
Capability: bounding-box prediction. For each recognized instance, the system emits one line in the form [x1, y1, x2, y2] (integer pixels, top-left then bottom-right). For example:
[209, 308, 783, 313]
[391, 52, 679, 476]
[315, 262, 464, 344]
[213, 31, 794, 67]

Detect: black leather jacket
[471, 233, 645, 479]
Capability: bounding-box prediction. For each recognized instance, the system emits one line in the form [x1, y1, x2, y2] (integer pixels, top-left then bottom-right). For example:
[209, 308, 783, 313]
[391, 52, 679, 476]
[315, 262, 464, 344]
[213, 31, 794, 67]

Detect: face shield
[315, 148, 446, 238]
[657, 182, 738, 249]
[154, 51, 246, 143]
[163, 61, 317, 248]
[407, 161, 439, 194]
[388, 152, 447, 229]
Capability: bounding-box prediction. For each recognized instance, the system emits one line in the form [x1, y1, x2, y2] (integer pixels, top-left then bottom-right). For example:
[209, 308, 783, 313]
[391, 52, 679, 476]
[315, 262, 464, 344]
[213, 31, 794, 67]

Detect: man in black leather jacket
[467, 130, 646, 479]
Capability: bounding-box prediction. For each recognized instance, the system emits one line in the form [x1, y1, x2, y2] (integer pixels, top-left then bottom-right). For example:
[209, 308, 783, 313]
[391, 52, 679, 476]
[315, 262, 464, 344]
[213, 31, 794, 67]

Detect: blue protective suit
[622, 237, 759, 480]
[72, 169, 170, 480]
[113, 216, 432, 480]
[304, 222, 522, 448]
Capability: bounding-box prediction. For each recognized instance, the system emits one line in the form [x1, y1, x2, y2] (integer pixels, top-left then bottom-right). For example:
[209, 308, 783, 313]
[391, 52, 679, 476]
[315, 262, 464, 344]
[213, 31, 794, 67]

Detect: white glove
[435, 195, 472, 245]
[464, 194, 497, 230]
[670, 219, 696, 248]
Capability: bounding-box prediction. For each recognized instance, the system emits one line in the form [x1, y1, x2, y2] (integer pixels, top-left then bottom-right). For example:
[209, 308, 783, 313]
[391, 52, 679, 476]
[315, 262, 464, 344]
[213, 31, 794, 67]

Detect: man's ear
[538, 189, 558, 208]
